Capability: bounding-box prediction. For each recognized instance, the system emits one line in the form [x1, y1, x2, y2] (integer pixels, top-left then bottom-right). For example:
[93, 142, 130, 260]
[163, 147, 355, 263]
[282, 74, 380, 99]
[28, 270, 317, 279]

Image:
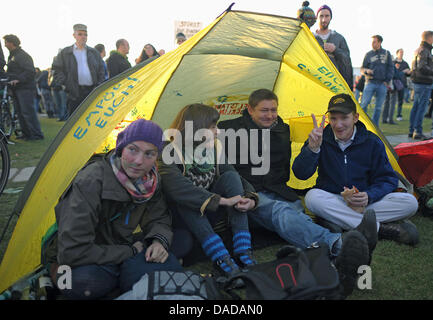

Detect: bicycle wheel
[0, 134, 10, 195]
[0, 100, 14, 138]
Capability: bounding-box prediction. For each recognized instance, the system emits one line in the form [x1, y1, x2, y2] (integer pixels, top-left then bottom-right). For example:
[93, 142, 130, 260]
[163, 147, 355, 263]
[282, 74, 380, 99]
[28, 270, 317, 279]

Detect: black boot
[335, 230, 370, 297]
[378, 220, 419, 246]
[355, 209, 378, 264]
[213, 255, 244, 289]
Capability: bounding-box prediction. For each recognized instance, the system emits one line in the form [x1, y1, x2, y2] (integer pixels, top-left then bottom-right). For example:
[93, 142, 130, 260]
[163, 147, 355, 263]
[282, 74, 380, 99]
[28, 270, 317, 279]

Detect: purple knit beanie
[115, 119, 164, 155]
[317, 4, 332, 18]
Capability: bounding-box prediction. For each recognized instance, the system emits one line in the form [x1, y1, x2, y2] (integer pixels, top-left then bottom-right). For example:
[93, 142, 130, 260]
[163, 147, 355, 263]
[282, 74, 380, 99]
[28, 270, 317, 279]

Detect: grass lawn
[0, 102, 432, 300]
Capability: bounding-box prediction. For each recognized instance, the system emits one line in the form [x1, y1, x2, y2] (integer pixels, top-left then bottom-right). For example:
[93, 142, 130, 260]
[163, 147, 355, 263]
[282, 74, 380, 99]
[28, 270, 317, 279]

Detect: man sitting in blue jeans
[47, 119, 182, 299]
[360, 35, 394, 126]
[218, 89, 377, 296]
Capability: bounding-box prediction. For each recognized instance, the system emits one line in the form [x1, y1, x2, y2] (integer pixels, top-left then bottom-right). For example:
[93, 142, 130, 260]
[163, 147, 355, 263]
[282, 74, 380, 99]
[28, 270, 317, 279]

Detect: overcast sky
[1, 0, 432, 69]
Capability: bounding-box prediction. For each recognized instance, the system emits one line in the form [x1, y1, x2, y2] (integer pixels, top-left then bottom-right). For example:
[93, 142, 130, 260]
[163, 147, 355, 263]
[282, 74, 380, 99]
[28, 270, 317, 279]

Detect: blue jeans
[248, 191, 341, 257]
[354, 89, 362, 103]
[58, 250, 183, 300]
[409, 83, 433, 135]
[382, 90, 398, 123]
[52, 89, 68, 120]
[177, 171, 249, 242]
[361, 82, 387, 126]
[40, 88, 55, 117]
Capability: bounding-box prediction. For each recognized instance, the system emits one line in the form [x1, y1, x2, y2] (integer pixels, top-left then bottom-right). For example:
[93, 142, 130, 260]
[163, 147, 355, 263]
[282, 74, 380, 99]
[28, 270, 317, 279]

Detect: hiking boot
[355, 209, 378, 264]
[378, 220, 419, 246]
[234, 249, 258, 270]
[213, 255, 241, 277]
[213, 256, 244, 289]
[335, 230, 369, 298]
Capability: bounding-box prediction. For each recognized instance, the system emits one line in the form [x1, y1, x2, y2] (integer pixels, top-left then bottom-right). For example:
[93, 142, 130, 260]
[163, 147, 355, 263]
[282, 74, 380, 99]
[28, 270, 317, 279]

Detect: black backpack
[223, 244, 343, 300]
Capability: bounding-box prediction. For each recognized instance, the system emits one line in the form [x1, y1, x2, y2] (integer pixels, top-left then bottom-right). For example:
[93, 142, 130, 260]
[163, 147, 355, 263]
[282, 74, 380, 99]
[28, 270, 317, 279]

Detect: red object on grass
[394, 140, 433, 188]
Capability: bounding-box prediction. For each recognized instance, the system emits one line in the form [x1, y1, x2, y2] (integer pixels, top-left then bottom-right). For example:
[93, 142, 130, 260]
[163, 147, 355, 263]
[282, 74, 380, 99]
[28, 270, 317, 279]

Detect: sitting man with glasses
[46, 119, 183, 299]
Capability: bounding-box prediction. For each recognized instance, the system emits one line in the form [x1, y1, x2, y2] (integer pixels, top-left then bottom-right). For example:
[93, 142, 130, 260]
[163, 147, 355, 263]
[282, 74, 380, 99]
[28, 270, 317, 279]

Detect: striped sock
[233, 231, 254, 266]
[202, 234, 236, 273]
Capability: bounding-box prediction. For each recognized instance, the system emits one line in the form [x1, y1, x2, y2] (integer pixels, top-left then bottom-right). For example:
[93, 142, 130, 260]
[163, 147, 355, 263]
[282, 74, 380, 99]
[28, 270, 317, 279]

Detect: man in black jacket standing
[3, 34, 43, 140]
[409, 31, 433, 140]
[106, 39, 131, 78]
[52, 24, 105, 119]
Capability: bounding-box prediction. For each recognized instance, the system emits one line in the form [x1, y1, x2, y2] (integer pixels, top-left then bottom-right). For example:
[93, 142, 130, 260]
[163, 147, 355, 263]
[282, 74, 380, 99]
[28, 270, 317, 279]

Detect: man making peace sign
[293, 94, 419, 247]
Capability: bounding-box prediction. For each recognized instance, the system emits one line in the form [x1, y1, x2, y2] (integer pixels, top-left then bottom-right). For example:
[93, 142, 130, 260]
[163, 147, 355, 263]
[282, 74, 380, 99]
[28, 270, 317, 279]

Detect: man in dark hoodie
[106, 39, 132, 78]
[314, 4, 353, 89]
[409, 31, 433, 140]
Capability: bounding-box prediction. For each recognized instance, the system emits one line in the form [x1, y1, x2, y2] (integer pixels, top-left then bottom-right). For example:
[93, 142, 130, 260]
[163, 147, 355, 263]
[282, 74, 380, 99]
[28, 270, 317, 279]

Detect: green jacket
[157, 140, 259, 215]
[52, 151, 172, 268]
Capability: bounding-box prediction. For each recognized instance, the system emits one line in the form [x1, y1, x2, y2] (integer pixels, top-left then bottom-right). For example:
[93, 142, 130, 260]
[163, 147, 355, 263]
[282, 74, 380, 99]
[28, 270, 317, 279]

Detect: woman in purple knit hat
[45, 118, 183, 300]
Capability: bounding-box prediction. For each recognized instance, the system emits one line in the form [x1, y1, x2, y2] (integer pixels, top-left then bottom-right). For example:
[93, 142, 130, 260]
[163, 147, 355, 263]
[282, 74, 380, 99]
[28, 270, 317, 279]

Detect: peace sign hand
[308, 114, 326, 153]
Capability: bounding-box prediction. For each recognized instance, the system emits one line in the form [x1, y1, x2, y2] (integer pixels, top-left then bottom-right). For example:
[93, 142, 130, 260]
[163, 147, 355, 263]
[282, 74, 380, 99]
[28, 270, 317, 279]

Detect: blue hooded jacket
[292, 120, 398, 204]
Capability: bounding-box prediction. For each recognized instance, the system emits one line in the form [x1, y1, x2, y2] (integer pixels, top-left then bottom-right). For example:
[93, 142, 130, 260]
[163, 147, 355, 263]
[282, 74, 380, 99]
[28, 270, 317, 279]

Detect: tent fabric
[0, 9, 407, 293]
[394, 140, 433, 188]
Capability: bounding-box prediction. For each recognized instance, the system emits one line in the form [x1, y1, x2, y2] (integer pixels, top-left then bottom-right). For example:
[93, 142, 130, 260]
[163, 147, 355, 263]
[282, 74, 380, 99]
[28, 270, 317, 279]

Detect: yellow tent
[0, 8, 407, 293]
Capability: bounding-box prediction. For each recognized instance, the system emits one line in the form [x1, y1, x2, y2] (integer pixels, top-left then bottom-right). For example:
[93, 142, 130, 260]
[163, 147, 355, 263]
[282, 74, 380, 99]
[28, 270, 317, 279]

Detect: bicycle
[0, 76, 21, 138]
[0, 128, 10, 195]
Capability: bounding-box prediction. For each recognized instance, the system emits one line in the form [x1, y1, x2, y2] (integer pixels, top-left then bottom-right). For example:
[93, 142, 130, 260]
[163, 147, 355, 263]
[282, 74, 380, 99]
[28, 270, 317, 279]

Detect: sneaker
[335, 230, 369, 297]
[396, 116, 403, 121]
[378, 220, 419, 246]
[213, 255, 241, 277]
[234, 249, 257, 269]
[213, 255, 244, 289]
[408, 132, 414, 138]
[355, 209, 378, 264]
[413, 134, 431, 141]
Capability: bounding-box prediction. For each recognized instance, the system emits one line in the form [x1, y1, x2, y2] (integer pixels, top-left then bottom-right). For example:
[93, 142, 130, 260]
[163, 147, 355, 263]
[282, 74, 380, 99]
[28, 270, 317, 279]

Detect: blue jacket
[292, 121, 398, 204]
[362, 48, 394, 83]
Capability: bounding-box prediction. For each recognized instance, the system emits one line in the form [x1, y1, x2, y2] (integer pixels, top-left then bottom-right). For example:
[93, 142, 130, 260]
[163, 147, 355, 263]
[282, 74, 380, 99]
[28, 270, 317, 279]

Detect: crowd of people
[297, 1, 433, 139]
[0, 4, 431, 300]
[0, 24, 188, 140]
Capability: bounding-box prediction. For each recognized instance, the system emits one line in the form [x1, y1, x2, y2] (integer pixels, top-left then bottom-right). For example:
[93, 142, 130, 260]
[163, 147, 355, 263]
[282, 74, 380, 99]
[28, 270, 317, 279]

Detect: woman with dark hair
[135, 43, 159, 64]
[158, 104, 259, 278]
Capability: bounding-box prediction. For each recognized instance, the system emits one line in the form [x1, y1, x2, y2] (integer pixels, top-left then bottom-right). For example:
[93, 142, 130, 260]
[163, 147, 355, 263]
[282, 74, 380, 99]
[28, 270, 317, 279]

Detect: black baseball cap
[327, 93, 357, 114]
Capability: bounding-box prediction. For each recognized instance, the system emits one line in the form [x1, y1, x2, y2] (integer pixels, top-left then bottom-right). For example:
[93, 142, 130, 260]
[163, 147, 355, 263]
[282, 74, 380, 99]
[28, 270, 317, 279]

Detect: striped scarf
[110, 154, 158, 204]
